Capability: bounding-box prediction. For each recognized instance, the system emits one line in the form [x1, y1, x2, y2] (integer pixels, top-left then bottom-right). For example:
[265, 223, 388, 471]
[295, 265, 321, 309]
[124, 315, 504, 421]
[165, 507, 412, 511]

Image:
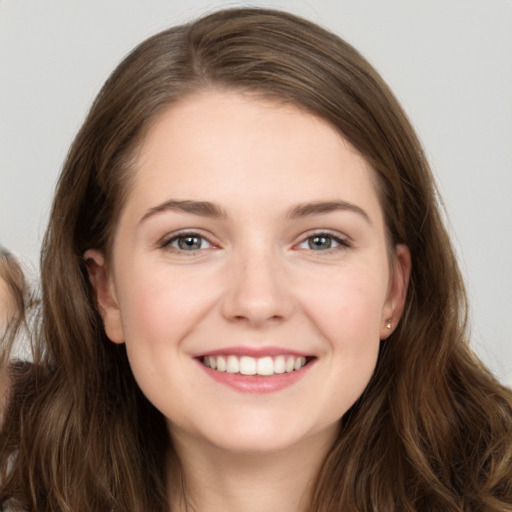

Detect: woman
[0, 249, 30, 431]
[0, 249, 27, 334]
[0, 248, 30, 364]
[1, 8, 511, 512]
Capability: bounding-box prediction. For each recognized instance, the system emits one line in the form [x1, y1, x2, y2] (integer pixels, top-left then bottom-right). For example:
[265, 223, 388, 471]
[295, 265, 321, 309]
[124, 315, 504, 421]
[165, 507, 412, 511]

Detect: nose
[221, 247, 294, 328]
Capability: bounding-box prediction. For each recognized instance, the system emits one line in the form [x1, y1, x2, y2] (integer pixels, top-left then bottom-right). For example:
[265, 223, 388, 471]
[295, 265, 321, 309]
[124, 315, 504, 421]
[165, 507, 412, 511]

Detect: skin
[86, 90, 410, 511]
[0, 277, 14, 332]
[0, 277, 15, 424]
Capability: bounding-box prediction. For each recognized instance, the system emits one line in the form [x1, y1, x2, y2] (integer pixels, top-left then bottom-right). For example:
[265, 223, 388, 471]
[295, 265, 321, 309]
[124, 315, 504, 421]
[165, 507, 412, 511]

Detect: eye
[164, 233, 213, 252]
[297, 232, 349, 251]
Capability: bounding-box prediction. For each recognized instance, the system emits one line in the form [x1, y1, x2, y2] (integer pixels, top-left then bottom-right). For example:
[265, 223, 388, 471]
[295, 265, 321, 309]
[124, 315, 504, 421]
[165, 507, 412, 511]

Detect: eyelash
[295, 231, 352, 252]
[160, 231, 215, 253]
[159, 230, 351, 254]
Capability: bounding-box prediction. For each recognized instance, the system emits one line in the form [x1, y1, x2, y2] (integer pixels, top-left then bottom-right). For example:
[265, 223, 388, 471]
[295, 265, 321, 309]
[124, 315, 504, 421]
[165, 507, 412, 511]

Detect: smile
[201, 354, 310, 376]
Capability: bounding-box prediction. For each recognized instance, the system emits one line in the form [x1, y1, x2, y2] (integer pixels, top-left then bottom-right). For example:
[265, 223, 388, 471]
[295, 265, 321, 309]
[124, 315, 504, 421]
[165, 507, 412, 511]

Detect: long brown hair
[1, 8, 511, 511]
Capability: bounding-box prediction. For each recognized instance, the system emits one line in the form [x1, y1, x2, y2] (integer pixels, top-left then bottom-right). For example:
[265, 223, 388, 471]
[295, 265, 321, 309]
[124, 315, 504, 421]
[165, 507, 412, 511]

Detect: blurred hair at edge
[0, 248, 28, 339]
[1, 7, 511, 512]
[0, 248, 29, 430]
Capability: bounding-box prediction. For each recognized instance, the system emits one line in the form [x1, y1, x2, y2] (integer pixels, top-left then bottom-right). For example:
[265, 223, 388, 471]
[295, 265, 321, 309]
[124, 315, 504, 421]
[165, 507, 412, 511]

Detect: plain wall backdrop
[1, 0, 511, 386]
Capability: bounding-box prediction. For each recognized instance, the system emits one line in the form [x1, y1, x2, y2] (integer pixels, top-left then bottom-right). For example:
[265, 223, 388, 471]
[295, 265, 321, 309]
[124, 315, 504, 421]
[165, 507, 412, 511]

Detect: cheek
[324, 283, 383, 381]
[300, 267, 388, 345]
[115, 263, 220, 349]
[114, 267, 211, 403]
[302, 271, 386, 416]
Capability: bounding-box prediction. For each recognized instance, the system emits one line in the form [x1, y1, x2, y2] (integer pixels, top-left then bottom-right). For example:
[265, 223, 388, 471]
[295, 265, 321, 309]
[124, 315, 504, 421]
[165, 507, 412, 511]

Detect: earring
[386, 322, 392, 330]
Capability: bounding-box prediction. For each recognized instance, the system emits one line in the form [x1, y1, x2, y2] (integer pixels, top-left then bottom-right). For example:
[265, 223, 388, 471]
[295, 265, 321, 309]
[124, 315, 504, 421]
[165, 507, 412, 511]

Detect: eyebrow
[139, 199, 371, 225]
[287, 200, 372, 224]
[139, 199, 227, 224]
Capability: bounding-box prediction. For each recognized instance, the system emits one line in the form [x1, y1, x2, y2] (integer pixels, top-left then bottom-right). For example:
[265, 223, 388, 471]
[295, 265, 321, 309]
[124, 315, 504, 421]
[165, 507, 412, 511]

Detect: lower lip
[196, 360, 314, 394]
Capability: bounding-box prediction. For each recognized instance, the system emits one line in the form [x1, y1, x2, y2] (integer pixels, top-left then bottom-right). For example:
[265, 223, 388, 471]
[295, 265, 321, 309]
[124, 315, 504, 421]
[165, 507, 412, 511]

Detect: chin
[178, 413, 339, 458]
[213, 431, 302, 455]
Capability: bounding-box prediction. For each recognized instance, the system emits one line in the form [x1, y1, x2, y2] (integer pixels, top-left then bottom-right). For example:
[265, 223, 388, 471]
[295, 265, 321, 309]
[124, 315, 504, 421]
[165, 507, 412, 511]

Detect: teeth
[257, 356, 274, 376]
[274, 355, 285, 374]
[294, 357, 306, 371]
[240, 356, 256, 375]
[201, 354, 309, 376]
[285, 356, 295, 373]
[216, 355, 226, 372]
[226, 355, 239, 374]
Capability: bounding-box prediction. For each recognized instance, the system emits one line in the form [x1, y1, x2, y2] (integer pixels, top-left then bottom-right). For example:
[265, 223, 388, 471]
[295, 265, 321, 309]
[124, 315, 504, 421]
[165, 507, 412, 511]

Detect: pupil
[179, 236, 201, 250]
[309, 236, 331, 250]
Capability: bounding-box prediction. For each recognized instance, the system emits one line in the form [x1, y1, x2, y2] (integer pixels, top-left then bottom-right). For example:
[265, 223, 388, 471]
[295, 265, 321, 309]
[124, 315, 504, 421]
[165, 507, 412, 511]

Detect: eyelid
[294, 229, 352, 250]
[157, 228, 351, 253]
[158, 229, 219, 251]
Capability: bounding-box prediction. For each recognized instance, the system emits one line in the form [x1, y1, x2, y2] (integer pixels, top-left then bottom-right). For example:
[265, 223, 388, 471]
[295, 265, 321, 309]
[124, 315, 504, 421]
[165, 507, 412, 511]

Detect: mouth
[199, 354, 314, 376]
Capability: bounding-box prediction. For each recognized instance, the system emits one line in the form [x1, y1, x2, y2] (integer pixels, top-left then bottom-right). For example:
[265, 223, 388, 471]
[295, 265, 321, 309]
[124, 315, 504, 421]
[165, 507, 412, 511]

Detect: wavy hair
[1, 8, 511, 511]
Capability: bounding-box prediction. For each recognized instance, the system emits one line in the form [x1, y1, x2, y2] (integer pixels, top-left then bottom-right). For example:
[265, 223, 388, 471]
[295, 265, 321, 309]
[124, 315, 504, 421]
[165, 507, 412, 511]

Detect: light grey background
[1, 0, 511, 385]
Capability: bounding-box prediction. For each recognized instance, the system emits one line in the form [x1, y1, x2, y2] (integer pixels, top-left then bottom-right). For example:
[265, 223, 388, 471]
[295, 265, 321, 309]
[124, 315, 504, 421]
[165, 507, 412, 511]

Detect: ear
[380, 244, 411, 339]
[84, 249, 125, 344]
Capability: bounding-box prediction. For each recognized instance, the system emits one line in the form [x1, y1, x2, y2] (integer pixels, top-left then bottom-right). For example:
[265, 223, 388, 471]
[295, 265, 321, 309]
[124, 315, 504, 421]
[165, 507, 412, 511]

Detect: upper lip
[194, 346, 313, 358]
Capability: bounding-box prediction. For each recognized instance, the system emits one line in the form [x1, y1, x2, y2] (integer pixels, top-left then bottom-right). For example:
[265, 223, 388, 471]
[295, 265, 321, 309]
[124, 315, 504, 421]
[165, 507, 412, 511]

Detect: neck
[167, 426, 337, 512]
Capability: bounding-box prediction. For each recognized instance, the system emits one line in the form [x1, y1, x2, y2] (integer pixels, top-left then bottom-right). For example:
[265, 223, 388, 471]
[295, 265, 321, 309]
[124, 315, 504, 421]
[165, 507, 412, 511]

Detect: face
[0, 274, 16, 333]
[87, 91, 410, 456]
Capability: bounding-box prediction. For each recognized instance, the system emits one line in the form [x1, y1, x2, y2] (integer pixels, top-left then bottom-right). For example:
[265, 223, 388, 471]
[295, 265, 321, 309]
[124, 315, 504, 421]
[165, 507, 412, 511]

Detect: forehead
[125, 90, 382, 220]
